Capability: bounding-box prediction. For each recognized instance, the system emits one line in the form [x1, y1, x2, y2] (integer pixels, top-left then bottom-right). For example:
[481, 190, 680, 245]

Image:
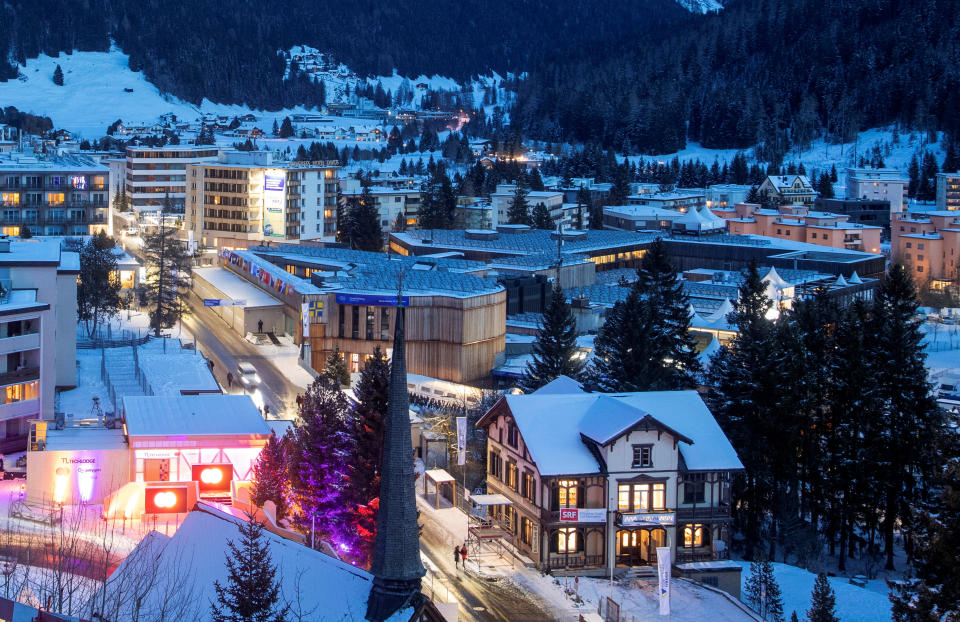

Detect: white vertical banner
[301, 302, 310, 338]
[657, 546, 671, 616]
[456, 416, 467, 466]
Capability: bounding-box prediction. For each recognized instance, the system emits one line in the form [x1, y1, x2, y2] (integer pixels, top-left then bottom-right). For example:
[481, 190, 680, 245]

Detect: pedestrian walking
[460, 543, 468, 571]
[264, 404, 270, 417]
[454, 545, 461, 569]
[258, 319, 264, 333]
[226, 372, 233, 388]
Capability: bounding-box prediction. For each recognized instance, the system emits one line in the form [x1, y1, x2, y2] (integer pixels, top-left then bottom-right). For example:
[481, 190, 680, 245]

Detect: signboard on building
[263, 171, 286, 238]
[204, 299, 247, 307]
[618, 512, 675, 527]
[335, 293, 409, 307]
[456, 416, 467, 466]
[301, 302, 310, 338]
[559, 508, 607, 523]
[657, 547, 672, 615]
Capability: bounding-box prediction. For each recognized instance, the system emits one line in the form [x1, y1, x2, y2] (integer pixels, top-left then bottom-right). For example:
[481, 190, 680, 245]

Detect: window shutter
[577, 484, 585, 508]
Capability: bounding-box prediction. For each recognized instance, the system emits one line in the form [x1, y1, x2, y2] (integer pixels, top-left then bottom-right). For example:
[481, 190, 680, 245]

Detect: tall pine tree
[142, 196, 191, 336]
[520, 284, 583, 392]
[806, 573, 839, 622]
[506, 181, 532, 225]
[250, 432, 290, 520]
[352, 346, 389, 503]
[211, 518, 288, 622]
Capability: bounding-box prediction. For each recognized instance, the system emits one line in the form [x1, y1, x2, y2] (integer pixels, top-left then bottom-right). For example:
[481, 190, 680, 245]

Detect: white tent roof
[676, 206, 727, 231]
[470, 494, 513, 506]
[848, 271, 863, 284]
[762, 266, 792, 290]
[835, 274, 848, 286]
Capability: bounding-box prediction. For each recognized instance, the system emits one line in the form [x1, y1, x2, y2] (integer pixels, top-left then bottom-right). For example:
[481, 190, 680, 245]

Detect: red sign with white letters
[560, 508, 579, 521]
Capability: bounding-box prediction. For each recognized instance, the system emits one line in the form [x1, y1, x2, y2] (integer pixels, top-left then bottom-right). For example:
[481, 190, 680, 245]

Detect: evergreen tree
[908, 154, 920, 197]
[806, 573, 839, 622]
[77, 230, 122, 338]
[817, 173, 834, 199]
[113, 187, 129, 212]
[323, 346, 350, 387]
[917, 151, 940, 201]
[353, 346, 389, 503]
[520, 284, 583, 392]
[506, 181, 531, 225]
[348, 183, 383, 252]
[531, 202, 553, 229]
[526, 167, 545, 191]
[250, 432, 290, 520]
[18, 226, 31, 239]
[942, 138, 960, 173]
[289, 376, 354, 547]
[584, 238, 700, 392]
[142, 197, 190, 336]
[417, 168, 455, 230]
[211, 518, 288, 622]
[745, 185, 761, 204]
[53, 64, 63, 86]
[889, 451, 960, 621]
[869, 263, 942, 569]
[744, 559, 785, 622]
[708, 262, 778, 560]
[278, 116, 294, 138]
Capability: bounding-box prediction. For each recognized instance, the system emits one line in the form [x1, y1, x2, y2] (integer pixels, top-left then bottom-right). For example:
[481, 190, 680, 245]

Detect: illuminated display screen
[144, 486, 189, 514]
[71, 176, 86, 190]
[264, 173, 285, 192]
[192, 464, 232, 493]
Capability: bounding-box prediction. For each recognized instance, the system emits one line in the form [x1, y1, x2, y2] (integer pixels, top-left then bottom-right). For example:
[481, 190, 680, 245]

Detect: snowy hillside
[675, 0, 724, 13]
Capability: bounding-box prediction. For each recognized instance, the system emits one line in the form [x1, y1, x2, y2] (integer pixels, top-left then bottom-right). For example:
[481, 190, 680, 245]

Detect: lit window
[46, 193, 65, 205]
[683, 524, 705, 548]
[557, 480, 578, 508]
[557, 527, 578, 553]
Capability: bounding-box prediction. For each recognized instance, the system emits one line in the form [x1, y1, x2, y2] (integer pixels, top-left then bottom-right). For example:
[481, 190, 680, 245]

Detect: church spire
[366, 268, 425, 621]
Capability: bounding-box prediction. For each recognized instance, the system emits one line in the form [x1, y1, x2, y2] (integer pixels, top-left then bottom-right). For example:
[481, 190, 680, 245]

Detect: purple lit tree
[289, 375, 355, 548]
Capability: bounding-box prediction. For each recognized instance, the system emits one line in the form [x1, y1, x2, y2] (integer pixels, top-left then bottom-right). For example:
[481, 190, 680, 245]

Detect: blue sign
[264, 173, 285, 192]
[203, 299, 221, 307]
[335, 293, 409, 307]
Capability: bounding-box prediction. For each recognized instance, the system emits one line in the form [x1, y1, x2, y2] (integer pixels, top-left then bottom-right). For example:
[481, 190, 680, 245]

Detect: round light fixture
[154, 491, 178, 508]
[200, 467, 225, 485]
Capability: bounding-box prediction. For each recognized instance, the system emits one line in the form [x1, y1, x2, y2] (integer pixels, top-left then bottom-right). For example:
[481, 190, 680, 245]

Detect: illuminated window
[683, 524, 709, 548]
[506, 461, 518, 491]
[618, 482, 666, 511]
[46, 193, 65, 205]
[557, 480, 578, 508]
[3, 380, 39, 404]
[1, 192, 19, 205]
[557, 527, 579, 553]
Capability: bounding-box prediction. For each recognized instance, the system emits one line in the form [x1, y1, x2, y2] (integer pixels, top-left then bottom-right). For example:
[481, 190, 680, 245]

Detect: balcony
[0, 333, 40, 355]
[0, 367, 40, 387]
[676, 548, 730, 563]
[676, 503, 732, 521]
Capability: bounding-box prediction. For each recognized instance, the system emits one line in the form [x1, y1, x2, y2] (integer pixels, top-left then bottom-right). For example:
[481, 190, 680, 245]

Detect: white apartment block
[937, 172, 960, 211]
[0, 237, 78, 452]
[846, 167, 908, 212]
[124, 145, 219, 213]
[187, 151, 339, 249]
[490, 183, 564, 228]
[339, 177, 422, 233]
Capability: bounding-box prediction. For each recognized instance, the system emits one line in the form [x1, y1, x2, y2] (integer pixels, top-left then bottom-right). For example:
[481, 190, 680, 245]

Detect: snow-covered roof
[123, 395, 271, 438]
[532, 375, 584, 395]
[88, 505, 412, 622]
[192, 267, 284, 308]
[676, 206, 728, 231]
[500, 390, 742, 475]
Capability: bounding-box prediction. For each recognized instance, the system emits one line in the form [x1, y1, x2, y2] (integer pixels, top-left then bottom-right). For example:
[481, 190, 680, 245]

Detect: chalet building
[758, 174, 816, 208]
[476, 379, 743, 580]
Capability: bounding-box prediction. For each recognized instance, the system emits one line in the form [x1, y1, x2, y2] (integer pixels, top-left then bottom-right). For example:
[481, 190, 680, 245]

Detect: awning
[424, 469, 455, 483]
[470, 494, 513, 506]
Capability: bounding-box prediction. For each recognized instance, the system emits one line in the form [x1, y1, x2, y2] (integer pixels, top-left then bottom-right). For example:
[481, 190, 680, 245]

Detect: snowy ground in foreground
[734, 561, 892, 622]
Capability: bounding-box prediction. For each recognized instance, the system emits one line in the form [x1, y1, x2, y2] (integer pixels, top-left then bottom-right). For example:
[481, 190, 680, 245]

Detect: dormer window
[632, 445, 653, 468]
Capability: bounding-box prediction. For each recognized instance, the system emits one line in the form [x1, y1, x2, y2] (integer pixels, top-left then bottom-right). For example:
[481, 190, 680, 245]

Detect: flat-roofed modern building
[847, 167, 908, 212]
[937, 172, 960, 211]
[125, 145, 218, 213]
[0, 237, 78, 452]
[186, 151, 339, 249]
[0, 149, 110, 236]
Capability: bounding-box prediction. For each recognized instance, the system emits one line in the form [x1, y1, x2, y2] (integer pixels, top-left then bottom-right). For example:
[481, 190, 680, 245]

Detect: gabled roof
[532, 375, 583, 395]
[485, 390, 742, 476]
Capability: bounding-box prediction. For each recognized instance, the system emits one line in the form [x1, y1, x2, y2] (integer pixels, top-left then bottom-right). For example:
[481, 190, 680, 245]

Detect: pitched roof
[498, 390, 742, 476]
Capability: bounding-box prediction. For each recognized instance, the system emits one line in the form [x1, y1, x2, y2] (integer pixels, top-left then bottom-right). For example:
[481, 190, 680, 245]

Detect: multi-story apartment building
[0, 150, 110, 236]
[718, 202, 883, 254]
[186, 151, 339, 249]
[846, 167, 908, 212]
[936, 172, 960, 211]
[0, 237, 78, 452]
[490, 184, 564, 228]
[626, 189, 706, 212]
[704, 184, 751, 210]
[758, 174, 816, 208]
[124, 145, 218, 213]
[476, 382, 742, 584]
[891, 209, 960, 284]
[339, 178, 421, 233]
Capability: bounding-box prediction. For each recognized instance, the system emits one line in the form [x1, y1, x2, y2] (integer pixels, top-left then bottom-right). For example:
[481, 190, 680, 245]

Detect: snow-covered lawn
[734, 561, 892, 622]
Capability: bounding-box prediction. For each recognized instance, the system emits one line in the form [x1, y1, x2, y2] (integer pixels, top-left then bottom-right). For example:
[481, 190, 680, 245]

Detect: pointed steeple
[366, 269, 425, 621]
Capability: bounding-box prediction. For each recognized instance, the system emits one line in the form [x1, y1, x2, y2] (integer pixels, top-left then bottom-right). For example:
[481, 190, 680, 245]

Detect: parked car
[124, 226, 139, 236]
[237, 362, 261, 388]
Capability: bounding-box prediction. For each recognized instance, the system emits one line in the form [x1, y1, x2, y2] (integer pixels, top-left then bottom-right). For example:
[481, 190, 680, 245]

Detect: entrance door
[617, 528, 667, 565]
[144, 458, 170, 482]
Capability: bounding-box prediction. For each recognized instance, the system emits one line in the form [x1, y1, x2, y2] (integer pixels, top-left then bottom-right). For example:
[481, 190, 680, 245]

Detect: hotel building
[124, 145, 218, 213]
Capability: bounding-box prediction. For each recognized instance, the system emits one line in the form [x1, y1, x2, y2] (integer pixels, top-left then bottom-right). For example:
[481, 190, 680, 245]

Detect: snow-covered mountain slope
[674, 0, 723, 13]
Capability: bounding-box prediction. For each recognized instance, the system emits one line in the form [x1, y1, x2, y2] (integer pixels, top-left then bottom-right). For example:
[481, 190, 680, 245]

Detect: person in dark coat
[454, 545, 461, 569]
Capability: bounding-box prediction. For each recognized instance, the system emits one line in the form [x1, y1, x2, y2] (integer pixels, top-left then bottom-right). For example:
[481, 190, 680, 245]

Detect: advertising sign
[618, 512, 675, 527]
[144, 486, 189, 514]
[456, 416, 467, 466]
[301, 302, 310, 338]
[335, 293, 409, 307]
[558, 508, 607, 523]
[192, 464, 232, 494]
[657, 546, 671, 616]
[263, 173, 286, 192]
